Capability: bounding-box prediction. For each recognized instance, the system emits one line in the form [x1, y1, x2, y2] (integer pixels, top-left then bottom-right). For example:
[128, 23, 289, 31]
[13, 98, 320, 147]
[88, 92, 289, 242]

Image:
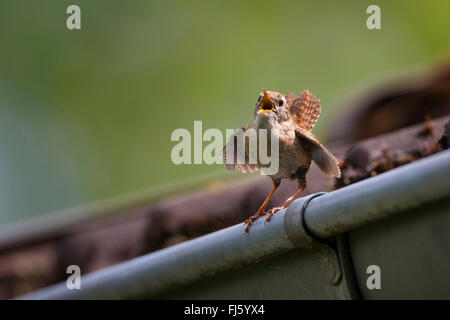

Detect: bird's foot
[264, 206, 286, 224]
[244, 209, 267, 233]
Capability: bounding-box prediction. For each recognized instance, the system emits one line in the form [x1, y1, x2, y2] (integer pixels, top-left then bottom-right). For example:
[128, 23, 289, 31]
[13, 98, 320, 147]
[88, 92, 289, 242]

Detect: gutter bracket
[285, 192, 343, 287]
[284, 192, 327, 248]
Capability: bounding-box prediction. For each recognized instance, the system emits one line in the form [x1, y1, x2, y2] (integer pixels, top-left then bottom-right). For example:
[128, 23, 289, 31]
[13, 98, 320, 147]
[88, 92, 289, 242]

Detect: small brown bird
[223, 89, 341, 232]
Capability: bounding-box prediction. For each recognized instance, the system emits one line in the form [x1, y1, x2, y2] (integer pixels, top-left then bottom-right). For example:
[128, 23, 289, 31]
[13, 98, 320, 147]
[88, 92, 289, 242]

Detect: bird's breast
[251, 119, 310, 178]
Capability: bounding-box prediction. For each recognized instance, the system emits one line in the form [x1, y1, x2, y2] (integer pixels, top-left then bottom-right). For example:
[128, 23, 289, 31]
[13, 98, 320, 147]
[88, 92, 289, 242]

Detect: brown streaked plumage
[223, 89, 341, 232]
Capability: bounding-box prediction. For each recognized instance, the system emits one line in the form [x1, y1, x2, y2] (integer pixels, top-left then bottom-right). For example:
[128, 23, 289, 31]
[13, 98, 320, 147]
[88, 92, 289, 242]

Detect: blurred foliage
[0, 0, 449, 225]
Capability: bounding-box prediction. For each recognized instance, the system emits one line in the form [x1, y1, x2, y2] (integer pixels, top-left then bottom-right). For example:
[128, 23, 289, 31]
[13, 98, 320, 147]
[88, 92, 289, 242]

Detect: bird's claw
[244, 204, 288, 232]
[264, 206, 286, 224]
[244, 210, 267, 233]
[267, 206, 285, 215]
[264, 213, 273, 225]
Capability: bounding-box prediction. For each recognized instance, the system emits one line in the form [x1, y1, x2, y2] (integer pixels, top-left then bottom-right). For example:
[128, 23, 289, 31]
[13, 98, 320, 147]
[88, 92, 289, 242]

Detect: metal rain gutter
[0, 170, 242, 251]
[18, 150, 450, 300]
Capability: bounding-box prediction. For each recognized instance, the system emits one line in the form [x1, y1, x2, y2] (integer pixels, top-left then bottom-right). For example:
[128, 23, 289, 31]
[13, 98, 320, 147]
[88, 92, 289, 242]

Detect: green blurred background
[0, 0, 449, 226]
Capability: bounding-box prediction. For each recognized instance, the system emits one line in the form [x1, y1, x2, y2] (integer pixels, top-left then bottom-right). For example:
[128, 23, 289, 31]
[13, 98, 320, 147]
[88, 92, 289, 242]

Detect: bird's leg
[244, 184, 279, 233]
[265, 177, 307, 224]
[264, 188, 304, 223]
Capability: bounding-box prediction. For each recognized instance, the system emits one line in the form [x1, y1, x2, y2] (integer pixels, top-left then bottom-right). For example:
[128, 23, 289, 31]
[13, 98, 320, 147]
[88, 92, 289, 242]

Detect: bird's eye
[278, 99, 284, 106]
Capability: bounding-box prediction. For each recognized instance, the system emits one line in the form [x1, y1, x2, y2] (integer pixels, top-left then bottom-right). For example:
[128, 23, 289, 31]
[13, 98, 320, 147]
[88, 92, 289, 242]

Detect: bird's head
[255, 89, 289, 122]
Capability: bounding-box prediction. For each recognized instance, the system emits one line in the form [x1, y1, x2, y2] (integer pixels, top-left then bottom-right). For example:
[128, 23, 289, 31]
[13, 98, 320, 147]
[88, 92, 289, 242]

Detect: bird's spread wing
[222, 125, 259, 173]
[285, 92, 297, 108]
[295, 127, 341, 177]
[288, 90, 321, 131]
[288, 90, 340, 177]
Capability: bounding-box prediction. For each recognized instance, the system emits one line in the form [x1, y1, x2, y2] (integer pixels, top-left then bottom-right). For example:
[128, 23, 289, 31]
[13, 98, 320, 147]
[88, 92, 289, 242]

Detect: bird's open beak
[258, 89, 274, 114]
